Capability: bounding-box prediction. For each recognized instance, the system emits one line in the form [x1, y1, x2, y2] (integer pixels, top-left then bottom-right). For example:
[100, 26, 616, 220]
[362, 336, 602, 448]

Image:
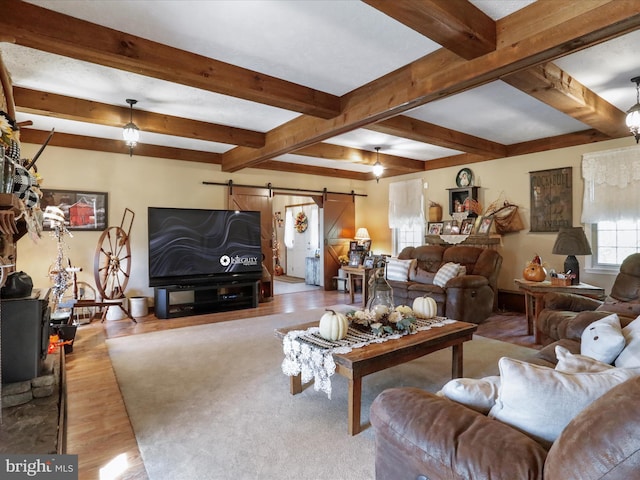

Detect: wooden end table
[275, 319, 477, 435]
[514, 279, 605, 344]
[340, 266, 373, 307]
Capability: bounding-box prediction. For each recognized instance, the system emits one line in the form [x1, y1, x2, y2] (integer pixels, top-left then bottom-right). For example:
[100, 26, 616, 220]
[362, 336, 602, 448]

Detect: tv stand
[154, 280, 260, 319]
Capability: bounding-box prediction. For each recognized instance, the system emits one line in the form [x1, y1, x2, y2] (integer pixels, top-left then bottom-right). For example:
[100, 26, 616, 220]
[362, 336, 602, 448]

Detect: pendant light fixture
[123, 98, 140, 156]
[372, 147, 384, 183]
[625, 77, 640, 143]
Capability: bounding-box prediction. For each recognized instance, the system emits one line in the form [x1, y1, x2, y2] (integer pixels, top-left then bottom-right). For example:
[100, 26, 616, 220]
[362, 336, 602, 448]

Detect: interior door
[228, 186, 273, 278]
[322, 193, 355, 290]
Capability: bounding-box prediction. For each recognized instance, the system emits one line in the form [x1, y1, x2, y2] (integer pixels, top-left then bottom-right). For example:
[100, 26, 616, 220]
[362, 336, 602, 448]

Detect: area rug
[107, 307, 538, 480]
[274, 275, 305, 283]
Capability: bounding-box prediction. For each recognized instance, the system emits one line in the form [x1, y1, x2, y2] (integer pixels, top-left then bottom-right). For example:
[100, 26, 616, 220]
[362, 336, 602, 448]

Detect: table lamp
[552, 227, 592, 285]
[354, 227, 371, 243]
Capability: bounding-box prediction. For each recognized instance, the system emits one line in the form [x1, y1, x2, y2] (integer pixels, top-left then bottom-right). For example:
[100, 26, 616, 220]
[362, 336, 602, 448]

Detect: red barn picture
[69, 200, 95, 227]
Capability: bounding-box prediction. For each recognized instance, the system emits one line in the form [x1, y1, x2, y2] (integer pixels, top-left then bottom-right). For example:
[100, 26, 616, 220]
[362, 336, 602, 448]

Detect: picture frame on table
[349, 251, 362, 266]
[461, 218, 475, 235]
[41, 188, 108, 231]
[362, 239, 372, 252]
[442, 220, 453, 235]
[477, 216, 494, 235]
[428, 222, 444, 235]
[363, 256, 374, 268]
[349, 240, 358, 251]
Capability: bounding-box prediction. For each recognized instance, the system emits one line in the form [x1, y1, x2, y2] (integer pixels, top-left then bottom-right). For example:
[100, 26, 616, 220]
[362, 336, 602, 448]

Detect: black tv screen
[148, 207, 262, 287]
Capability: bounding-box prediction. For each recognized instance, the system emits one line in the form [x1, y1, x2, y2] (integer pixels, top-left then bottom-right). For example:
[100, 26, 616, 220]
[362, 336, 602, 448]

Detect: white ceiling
[2, 0, 640, 177]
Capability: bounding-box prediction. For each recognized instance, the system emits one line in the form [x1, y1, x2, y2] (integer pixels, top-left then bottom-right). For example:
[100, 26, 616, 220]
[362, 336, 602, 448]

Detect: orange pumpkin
[523, 262, 547, 282]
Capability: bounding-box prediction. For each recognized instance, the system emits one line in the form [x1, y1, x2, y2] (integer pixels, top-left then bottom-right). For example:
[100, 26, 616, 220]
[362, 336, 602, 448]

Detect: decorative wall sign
[41, 189, 108, 231]
[529, 167, 572, 232]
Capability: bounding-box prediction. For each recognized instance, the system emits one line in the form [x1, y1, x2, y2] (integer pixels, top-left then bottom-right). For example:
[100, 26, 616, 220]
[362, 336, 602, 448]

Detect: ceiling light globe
[123, 122, 139, 147]
[372, 161, 384, 178]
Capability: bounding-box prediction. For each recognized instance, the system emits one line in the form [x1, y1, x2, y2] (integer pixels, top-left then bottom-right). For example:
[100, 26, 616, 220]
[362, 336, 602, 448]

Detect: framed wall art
[529, 167, 572, 232]
[41, 189, 108, 231]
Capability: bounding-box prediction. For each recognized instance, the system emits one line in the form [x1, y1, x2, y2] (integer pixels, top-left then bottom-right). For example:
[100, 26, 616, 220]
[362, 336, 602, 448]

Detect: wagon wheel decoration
[93, 208, 134, 300]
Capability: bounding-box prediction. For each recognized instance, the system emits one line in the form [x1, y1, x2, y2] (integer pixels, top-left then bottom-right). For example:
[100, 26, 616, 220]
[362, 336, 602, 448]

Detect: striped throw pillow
[433, 262, 462, 287]
[386, 258, 416, 281]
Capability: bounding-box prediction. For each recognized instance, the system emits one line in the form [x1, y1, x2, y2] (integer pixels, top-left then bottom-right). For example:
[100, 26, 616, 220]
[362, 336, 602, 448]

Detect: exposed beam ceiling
[2, 0, 639, 181]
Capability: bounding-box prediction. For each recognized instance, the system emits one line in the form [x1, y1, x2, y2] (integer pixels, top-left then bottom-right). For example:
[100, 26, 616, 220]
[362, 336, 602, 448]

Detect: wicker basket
[551, 277, 572, 286]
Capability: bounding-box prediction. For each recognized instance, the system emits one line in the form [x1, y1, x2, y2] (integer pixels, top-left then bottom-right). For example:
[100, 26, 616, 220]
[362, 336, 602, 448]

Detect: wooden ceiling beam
[367, 115, 507, 157]
[363, 0, 496, 60]
[1, 0, 340, 119]
[19, 128, 222, 164]
[293, 143, 424, 173]
[221, 1, 640, 172]
[14, 87, 266, 148]
[503, 63, 629, 138]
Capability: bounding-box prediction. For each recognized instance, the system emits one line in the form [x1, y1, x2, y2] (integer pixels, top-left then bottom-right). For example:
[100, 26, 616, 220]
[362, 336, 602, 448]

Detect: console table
[514, 279, 605, 344]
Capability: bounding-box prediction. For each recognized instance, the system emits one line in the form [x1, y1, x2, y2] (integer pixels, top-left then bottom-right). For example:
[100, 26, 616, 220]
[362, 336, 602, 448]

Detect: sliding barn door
[322, 193, 355, 290]
[228, 186, 273, 277]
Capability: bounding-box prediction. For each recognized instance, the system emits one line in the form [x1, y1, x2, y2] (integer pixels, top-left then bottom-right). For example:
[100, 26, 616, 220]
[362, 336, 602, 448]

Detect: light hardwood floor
[66, 289, 533, 480]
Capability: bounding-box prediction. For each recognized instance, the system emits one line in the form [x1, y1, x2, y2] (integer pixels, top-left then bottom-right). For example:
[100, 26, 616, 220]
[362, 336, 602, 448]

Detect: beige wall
[19, 135, 633, 303]
[17, 145, 366, 302]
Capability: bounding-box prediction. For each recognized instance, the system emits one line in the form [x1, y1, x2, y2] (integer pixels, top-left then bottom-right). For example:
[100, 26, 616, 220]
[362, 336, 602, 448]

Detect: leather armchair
[370, 378, 640, 480]
[537, 253, 640, 355]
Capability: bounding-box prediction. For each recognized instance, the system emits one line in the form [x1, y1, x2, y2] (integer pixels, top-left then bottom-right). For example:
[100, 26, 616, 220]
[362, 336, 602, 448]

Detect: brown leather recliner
[370, 377, 640, 480]
[536, 253, 640, 360]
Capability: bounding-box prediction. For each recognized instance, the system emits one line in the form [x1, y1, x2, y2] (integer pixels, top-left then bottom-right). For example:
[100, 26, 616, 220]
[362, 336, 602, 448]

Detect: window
[393, 223, 424, 256]
[591, 219, 640, 267]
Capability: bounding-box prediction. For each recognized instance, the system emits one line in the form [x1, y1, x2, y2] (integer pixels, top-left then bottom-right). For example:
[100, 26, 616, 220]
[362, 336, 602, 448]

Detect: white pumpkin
[318, 309, 349, 341]
[412, 296, 437, 319]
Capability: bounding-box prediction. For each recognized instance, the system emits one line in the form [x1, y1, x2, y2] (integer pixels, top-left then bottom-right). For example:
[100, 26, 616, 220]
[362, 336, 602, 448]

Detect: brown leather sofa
[370, 377, 640, 480]
[388, 245, 502, 324]
[536, 253, 640, 361]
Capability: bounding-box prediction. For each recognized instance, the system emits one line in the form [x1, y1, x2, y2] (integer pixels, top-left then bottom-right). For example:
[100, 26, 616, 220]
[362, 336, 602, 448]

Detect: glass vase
[366, 269, 395, 319]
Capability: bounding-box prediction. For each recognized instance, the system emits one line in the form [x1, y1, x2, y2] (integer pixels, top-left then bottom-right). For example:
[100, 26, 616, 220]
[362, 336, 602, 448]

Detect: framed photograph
[442, 220, 453, 235]
[461, 218, 475, 235]
[363, 256, 374, 268]
[477, 216, 493, 235]
[349, 251, 362, 266]
[428, 222, 443, 235]
[530, 167, 572, 232]
[40, 189, 108, 231]
[349, 240, 358, 251]
[362, 239, 372, 252]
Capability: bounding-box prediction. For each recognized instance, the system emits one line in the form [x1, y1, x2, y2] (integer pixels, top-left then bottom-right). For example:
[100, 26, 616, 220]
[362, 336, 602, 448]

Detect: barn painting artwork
[41, 189, 108, 231]
[529, 167, 572, 233]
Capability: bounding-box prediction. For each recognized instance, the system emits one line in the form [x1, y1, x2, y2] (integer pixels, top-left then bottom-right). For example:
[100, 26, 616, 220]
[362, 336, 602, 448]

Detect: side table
[341, 266, 373, 307]
[514, 279, 605, 344]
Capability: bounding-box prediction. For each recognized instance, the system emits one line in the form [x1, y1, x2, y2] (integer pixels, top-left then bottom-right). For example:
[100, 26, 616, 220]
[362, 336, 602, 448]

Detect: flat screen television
[148, 207, 263, 287]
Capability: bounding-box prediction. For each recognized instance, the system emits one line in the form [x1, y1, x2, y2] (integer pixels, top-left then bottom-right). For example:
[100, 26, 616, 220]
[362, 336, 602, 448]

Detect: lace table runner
[280, 317, 456, 398]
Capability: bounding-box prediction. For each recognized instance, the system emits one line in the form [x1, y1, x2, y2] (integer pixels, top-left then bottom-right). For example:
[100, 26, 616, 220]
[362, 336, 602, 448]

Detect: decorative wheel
[94, 226, 131, 300]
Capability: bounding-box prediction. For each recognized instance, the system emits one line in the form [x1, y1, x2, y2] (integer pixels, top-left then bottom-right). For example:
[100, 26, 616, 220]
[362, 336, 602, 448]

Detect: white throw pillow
[615, 315, 640, 368]
[385, 258, 416, 282]
[555, 345, 613, 373]
[580, 313, 625, 364]
[438, 375, 500, 414]
[488, 357, 637, 446]
[433, 262, 461, 288]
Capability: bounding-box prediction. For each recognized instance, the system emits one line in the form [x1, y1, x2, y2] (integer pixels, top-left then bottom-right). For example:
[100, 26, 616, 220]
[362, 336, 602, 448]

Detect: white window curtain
[309, 206, 319, 251]
[388, 178, 424, 229]
[581, 146, 640, 223]
[284, 209, 294, 248]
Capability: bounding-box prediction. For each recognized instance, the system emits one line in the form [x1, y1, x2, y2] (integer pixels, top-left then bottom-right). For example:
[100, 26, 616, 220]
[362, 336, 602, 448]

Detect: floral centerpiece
[338, 254, 349, 266]
[346, 305, 417, 337]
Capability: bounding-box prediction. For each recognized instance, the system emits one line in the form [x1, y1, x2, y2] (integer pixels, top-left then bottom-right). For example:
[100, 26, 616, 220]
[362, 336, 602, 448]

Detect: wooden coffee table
[275, 319, 477, 435]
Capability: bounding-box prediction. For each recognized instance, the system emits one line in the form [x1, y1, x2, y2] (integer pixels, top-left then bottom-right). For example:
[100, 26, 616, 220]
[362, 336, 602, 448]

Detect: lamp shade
[354, 228, 371, 241]
[552, 227, 592, 256]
